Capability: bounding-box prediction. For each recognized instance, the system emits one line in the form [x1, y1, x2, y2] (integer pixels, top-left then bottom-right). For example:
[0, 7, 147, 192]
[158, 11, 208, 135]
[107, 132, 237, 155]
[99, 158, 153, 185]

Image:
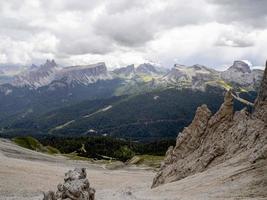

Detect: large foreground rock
[43, 168, 95, 200]
[152, 61, 267, 188]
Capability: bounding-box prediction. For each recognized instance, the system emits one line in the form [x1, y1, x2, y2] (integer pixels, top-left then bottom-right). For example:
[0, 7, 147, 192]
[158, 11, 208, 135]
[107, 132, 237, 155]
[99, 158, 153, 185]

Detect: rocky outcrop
[228, 60, 252, 73]
[152, 61, 267, 188]
[13, 59, 60, 88]
[113, 64, 135, 77]
[136, 63, 166, 75]
[159, 64, 220, 90]
[57, 62, 112, 85]
[221, 60, 263, 90]
[255, 60, 267, 113]
[43, 168, 95, 200]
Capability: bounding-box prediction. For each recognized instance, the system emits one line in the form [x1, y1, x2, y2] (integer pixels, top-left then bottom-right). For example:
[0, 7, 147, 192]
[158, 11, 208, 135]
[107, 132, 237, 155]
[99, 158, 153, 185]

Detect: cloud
[0, 0, 266, 68]
[58, 36, 115, 55]
[208, 0, 267, 28]
[215, 29, 255, 47]
[93, 0, 213, 47]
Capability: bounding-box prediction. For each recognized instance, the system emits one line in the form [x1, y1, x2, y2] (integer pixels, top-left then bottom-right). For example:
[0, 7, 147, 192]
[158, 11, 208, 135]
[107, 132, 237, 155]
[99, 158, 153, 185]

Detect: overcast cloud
[0, 0, 266, 69]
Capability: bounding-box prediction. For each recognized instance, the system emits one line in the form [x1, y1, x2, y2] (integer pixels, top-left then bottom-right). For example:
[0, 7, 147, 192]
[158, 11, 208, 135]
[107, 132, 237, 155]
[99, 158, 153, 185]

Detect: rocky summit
[56, 62, 112, 85]
[13, 59, 60, 88]
[221, 60, 263, 89]
[152, 61, 267, 188]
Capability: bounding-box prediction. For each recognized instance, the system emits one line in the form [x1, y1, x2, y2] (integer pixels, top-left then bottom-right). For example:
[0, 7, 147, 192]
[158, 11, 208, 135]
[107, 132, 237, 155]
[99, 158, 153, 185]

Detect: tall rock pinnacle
[255, 60, 267, 106]
[254, 60, 267, 122]
[152, 60, 267, 188]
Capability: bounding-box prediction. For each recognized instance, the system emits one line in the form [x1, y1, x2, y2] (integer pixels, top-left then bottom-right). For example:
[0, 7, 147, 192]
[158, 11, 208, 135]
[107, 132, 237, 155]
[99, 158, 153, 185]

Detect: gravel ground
[0, 138, 266, 200]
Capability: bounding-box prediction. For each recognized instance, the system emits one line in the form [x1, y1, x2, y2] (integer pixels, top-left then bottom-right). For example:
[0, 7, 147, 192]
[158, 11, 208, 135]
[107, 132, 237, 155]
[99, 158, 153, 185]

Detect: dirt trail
[0, 138, 266, 200]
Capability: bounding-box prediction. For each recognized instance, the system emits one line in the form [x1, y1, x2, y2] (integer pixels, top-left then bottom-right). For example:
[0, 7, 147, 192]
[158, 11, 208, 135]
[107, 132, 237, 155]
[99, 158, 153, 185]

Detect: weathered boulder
[43, 168, 95, 200]
[152, 61, 267, 188]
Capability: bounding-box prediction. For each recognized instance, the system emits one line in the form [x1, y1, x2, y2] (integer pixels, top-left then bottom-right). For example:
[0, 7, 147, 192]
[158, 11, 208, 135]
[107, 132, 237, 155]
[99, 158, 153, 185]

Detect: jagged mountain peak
[173, 64, 212, 73]
[221, 60, 263, 89]
[113, 64, 135, 77]
[256, 60, 267, 102]
[255, 61, 267, 121]
[35, 59, 58, 71]
[26, 60, 59, 73]
[160, 63, 219, 90]
[113, 63, 167, 80]
[44, 59, 57, 66]
[228, 60, 251, 73]
[152, 60, 267, 188]
[136, 63, 164, 75]
[29, 59, 58, 70]
[12, 60, 60, 88]
[125, 64, 135, 69]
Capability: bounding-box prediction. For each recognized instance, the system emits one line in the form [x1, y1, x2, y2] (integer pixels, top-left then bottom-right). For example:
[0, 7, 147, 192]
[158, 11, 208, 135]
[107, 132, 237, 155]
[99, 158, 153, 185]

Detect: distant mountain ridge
[11, 60, 112, 88]
[2, 59, 263, 92]
[12, 59, 60, 88]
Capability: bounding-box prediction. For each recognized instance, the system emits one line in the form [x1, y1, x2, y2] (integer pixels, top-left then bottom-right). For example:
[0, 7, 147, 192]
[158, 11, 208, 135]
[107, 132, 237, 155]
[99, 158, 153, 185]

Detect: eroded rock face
[255, 61, 267, 123]
[43, 168, 95, 200]
[152, 61, 267, 188]
[221, 60, 263, 89]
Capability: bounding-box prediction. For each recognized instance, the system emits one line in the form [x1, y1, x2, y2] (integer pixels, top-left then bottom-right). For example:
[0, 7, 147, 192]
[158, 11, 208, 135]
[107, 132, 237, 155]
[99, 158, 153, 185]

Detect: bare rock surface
[152, 62, 267, 189]
[43, 168, 95, 200]
[0, 134, 267, 199]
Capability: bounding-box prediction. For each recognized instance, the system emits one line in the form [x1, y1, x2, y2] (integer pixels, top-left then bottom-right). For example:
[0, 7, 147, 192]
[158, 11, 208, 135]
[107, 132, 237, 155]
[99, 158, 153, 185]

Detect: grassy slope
[13, 136, 60, 154]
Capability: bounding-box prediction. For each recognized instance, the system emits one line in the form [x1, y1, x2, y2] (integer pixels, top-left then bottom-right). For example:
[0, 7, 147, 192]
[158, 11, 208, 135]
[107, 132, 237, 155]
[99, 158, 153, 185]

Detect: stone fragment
[43, 168, 95, 200]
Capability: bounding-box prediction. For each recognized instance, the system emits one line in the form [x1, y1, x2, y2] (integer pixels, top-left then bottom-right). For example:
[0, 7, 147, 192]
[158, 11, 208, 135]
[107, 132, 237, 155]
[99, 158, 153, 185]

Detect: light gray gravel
[0, 138, 266, 200]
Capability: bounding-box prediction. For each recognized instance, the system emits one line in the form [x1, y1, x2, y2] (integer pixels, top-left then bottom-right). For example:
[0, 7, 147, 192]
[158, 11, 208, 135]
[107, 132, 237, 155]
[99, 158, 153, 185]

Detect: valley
[0, 60, 261, 140]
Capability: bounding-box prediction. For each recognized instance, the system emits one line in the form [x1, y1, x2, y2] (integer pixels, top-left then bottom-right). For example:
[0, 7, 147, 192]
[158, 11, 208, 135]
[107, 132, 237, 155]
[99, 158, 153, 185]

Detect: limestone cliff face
[255, 61, 267, 123]
[152, 61, 267, 188]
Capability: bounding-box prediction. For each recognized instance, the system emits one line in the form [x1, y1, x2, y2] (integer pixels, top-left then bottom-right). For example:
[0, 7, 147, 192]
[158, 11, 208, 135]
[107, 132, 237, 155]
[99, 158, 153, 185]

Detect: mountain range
[0, 59, 263, 91]
[0, 59, 263, 139]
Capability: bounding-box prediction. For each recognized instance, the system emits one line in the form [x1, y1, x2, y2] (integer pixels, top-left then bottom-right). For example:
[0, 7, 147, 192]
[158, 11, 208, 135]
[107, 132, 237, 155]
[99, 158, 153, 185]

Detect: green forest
[39, 136, 176, 161]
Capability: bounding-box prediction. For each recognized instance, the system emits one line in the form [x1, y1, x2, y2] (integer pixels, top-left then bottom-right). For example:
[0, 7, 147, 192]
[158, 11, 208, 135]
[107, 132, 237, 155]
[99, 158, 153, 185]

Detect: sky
[0, 0, 267, 69]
